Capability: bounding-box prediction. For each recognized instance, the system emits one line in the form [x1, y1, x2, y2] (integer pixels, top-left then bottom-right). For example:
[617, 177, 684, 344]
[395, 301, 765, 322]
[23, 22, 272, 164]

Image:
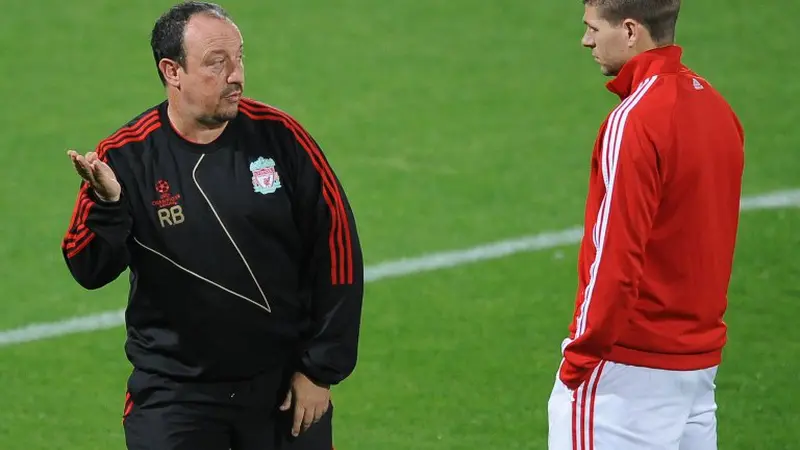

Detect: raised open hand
[68, 150, 121, 202]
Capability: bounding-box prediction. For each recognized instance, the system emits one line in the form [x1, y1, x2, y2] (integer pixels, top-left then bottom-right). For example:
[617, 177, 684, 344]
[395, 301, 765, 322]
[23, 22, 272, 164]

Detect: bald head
[151, 2, 245, 128]
[150, 1, 233, 85]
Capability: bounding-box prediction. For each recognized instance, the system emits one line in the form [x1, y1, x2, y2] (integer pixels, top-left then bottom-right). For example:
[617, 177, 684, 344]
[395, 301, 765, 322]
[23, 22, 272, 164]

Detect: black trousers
[122, 368, 333, 450]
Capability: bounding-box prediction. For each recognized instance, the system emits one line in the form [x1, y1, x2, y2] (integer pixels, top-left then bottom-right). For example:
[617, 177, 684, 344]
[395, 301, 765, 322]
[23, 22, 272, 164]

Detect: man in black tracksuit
[61, 2, 363, 449]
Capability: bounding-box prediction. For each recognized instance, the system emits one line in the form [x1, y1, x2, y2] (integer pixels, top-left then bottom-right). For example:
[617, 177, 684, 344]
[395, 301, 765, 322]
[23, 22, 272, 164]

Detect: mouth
[224, 91, 242, 101]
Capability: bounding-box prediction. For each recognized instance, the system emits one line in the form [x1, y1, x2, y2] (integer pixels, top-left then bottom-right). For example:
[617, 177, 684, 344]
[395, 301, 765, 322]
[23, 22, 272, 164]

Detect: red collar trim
[606, 45, 684, 98]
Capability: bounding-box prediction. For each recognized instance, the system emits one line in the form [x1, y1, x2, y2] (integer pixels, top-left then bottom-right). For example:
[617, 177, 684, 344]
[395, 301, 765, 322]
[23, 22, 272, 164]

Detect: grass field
[1, 1, 799, 449]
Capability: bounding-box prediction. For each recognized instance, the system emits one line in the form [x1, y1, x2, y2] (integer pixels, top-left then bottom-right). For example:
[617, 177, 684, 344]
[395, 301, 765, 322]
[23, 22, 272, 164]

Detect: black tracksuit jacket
[61, 97, 364, 385]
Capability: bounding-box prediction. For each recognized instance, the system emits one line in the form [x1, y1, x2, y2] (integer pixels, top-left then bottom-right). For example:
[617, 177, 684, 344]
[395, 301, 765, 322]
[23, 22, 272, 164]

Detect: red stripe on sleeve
[245, 101, 352, 284]
[96, 112, 160, 158]
[242, 99, 353, 284]
[64, 190, 95, 250]
[62, 111, 162, 258]
[280, 116, 350, 284]
[238, 99, 354, 285]
[62, 184, 92, 252]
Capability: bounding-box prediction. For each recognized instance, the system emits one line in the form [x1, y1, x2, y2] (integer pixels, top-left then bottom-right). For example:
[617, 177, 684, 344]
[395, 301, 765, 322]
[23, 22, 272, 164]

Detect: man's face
[178, 14, 245, 125]
[581, 5, 632, 77]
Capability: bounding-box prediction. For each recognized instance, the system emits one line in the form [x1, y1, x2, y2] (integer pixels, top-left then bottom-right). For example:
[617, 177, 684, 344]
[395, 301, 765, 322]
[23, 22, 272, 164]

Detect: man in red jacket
[547, 1, 745, 449]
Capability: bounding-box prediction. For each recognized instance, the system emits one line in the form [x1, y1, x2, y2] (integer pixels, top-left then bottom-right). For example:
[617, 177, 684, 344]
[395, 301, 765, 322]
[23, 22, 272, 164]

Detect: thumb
[280, 389, 292, 411]
[91, 160, 116, 182]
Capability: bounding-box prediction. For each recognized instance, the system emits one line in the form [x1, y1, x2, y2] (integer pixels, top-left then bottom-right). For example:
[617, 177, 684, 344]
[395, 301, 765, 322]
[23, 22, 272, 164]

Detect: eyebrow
[205, 48, 240, 56]
[204, 44, 244, 58]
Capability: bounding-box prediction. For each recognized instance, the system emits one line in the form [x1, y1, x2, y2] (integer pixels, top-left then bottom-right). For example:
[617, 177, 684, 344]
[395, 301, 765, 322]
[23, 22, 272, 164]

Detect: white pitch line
[1, 189, 799, 348]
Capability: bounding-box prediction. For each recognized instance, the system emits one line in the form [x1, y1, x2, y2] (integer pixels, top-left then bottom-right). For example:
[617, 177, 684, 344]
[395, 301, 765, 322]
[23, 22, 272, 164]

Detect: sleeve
[61, 170, 133, 290]
[284, 122, 365, 387]
[560, 114, 661, 389]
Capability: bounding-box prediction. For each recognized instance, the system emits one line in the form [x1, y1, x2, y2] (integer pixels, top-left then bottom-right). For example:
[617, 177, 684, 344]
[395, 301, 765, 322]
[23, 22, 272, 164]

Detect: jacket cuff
[298, 350, 341, 387]
[298, 363, 332, 387]
[87, 188, 122, 207]
[559, 358, 593, 390]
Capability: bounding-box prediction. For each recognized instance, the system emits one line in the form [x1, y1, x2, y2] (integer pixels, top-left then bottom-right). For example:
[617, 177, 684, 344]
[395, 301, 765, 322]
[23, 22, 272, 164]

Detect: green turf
[1, 1, 798, 449]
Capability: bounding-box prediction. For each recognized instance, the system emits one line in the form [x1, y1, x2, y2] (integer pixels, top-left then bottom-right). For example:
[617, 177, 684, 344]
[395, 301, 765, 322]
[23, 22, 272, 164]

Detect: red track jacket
[560, 45, 745, 389]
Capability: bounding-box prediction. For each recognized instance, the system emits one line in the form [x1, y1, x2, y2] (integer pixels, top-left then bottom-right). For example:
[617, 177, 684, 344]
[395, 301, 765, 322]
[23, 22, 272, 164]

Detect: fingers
[68, 150, 121, 201]
[91, 159, 108, 179]
[301, 406, 316, 434]
[315, 402, 328, 423]
[292, 403, 306, 437]
[68, 150, 95, 184]
[293, 403, 322, 436]
[282, 387, 307, 437]
[86, 153, 103, 177]
[91, 159, 119, 185]
[280, 390, 292, 412]
[290, 401, 329, 437]
[283, 373, 330, 438]
[68, 149, 83, 168]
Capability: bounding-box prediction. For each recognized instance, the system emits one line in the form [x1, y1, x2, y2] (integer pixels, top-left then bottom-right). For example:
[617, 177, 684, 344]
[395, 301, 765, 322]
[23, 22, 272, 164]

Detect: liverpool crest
[250, 157, 282, 195]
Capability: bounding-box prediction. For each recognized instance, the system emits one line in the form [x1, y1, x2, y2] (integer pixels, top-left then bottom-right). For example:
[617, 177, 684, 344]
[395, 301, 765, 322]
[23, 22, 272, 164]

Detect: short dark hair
[584, 0, 681, 44]
[150, 1, 232, 85]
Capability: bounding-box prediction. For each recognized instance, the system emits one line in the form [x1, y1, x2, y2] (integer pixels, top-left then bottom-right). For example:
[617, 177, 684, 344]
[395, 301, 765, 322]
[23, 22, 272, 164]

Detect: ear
[622, 18, 640, 47]
[158, 58, 182, 88]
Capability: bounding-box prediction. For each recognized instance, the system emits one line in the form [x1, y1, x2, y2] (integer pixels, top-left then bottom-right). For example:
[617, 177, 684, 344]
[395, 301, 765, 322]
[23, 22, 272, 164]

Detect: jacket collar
[606, 44, 684, 99]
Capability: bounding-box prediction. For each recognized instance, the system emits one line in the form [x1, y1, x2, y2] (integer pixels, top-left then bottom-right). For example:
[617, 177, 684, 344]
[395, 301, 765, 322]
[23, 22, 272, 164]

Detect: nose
[227, 60, 244, 85]
[581, 32, 594, 48]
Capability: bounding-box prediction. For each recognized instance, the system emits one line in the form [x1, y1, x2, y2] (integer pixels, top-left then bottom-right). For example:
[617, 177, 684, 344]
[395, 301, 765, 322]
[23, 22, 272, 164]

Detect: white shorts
[547, 359, 719, 450]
